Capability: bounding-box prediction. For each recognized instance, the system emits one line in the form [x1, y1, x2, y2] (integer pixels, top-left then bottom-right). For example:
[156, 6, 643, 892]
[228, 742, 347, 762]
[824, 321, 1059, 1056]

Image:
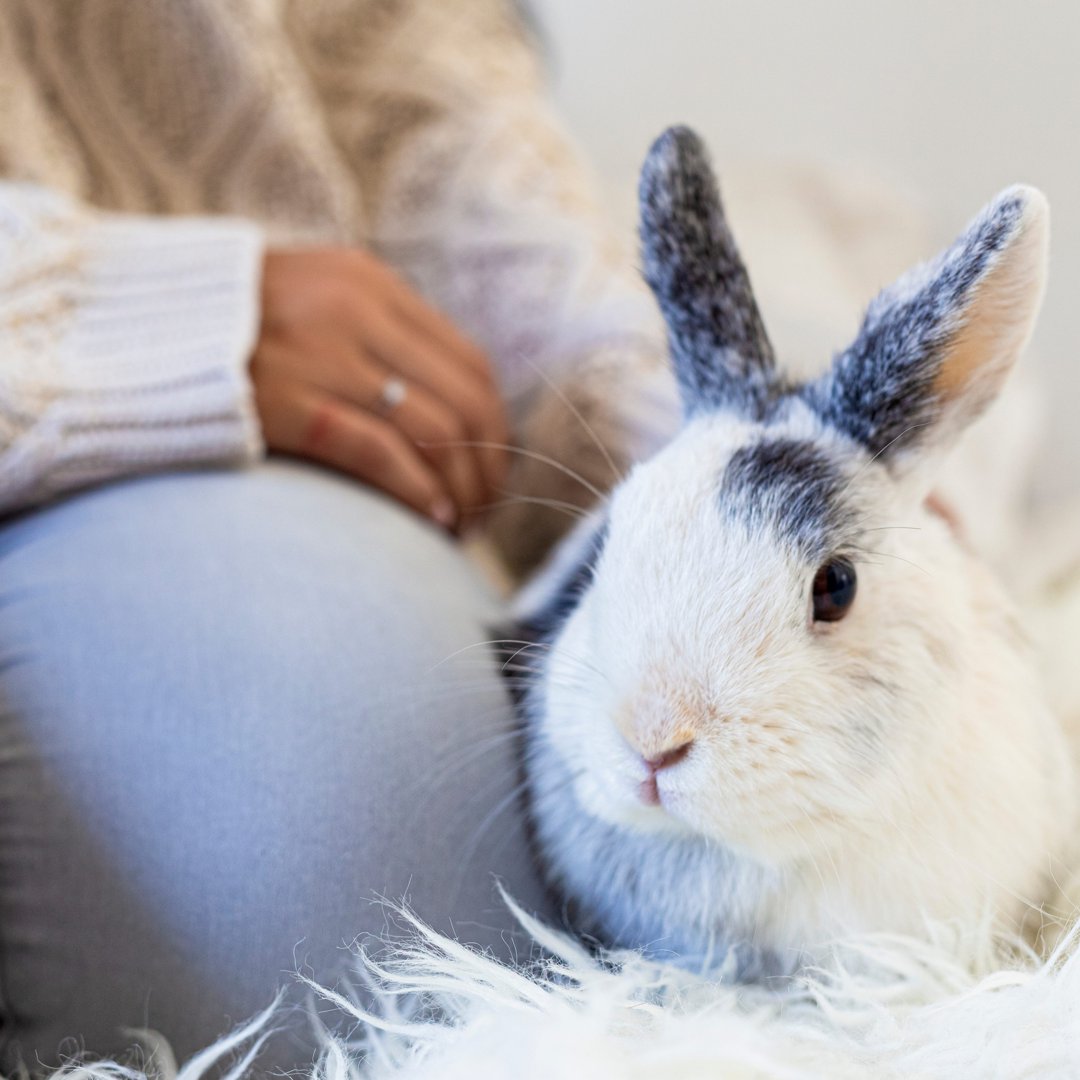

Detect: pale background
[534, 0, 1079, 498]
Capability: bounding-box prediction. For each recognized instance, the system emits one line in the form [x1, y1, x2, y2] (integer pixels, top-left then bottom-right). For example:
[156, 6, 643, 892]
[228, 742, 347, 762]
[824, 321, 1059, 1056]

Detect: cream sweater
[0, 0, 675, 559]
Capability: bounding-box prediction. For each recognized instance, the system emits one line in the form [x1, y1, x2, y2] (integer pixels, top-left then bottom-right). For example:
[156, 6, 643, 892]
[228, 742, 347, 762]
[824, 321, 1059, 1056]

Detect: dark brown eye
[812, 557, 857, 622]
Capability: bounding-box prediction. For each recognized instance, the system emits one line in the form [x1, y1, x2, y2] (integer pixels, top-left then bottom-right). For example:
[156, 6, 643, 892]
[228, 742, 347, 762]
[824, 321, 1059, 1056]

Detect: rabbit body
[515, 128, 1079, 969]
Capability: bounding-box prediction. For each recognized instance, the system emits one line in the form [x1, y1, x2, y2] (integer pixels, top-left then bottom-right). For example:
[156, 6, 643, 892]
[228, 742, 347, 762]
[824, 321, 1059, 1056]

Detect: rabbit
[508, 126, 1079, 974]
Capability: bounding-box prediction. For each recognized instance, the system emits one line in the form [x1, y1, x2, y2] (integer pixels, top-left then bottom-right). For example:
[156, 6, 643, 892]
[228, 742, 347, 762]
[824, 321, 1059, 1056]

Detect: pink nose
[639, 739, 693, 806]
[644, 740, 693, 774]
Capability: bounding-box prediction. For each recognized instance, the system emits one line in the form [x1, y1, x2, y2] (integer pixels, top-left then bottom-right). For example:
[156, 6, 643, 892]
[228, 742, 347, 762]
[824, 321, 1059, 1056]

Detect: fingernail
[430, 497, 457, 529]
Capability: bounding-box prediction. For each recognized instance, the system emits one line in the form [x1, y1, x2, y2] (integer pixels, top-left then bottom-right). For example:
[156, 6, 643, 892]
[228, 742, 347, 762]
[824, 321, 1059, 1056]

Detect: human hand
[251, 248, 509, 531]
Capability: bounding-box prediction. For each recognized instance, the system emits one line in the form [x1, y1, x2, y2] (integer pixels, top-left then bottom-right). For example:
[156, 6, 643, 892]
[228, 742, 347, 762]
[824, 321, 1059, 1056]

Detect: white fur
[530, 410, 1076, 962]
[522, 187, 1080, 966]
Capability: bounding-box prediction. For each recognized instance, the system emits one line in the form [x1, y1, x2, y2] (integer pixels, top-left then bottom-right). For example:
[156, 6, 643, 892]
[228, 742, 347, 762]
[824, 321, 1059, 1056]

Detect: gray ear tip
[995, 182, 1046, 210]
[638, 128, 722, 259]
[995, 183, 1050, 235]
[639, 126, 710, 196]
[992, 187, 1029, 224]
[973, 184, 1049, 248]
[927, 184, 1050, 290]
[650, 124, 706, 159]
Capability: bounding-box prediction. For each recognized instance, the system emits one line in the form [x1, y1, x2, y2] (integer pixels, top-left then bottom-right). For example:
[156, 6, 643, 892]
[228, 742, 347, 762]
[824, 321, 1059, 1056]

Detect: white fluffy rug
[312, 904, 1080, 1080]
[50, 899, 1080, 1080]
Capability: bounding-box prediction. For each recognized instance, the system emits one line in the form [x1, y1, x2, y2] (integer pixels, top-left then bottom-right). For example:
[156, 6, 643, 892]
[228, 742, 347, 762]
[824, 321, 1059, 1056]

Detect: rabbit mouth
[573, 762, 694, 836]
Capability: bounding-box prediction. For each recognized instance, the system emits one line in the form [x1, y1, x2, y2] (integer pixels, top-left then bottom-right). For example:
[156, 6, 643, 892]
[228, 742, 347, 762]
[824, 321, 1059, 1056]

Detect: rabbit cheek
[534, 624, 653, 827]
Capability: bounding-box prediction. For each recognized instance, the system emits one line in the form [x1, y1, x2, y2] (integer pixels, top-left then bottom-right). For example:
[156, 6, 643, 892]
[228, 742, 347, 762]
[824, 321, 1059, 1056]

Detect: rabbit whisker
[522, 352, 624, 485]
[416, 440, 608, 502]
[481, 495, 589, 521]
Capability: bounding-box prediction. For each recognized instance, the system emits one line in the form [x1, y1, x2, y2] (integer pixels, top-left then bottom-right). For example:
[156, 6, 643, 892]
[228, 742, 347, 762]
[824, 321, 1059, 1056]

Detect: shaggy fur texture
[43, 900, 1080, 1079]
[311, 902, 1080, 1080]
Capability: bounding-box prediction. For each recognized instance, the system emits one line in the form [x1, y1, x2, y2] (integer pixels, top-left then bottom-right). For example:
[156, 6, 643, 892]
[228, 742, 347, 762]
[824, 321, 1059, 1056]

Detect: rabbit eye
[812, 557, 857, 622]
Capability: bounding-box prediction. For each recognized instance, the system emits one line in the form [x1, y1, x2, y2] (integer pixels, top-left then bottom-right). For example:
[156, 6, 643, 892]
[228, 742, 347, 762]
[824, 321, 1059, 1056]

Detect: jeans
[0, 461, 552, 1071]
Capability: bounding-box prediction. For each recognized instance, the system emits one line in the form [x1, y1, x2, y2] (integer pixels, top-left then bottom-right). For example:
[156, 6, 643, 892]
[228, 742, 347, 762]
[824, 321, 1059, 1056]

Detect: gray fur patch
[639, 126, 778, 417]
[801, 190, 1027, 458]
[495, 517, 608, 708]
[719, 439, 853, 560]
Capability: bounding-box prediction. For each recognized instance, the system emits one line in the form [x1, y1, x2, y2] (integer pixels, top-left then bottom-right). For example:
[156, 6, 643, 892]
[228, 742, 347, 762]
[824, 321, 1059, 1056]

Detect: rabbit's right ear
[639, 126, 776, 416]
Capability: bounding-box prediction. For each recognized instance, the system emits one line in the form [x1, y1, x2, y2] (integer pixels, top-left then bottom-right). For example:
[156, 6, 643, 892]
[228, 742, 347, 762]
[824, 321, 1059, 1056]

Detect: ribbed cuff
[24, 213, 266, 505]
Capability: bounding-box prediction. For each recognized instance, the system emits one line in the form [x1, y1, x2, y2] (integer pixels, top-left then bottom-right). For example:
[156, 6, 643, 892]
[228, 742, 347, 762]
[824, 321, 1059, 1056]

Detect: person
[0, 0, 676, 1071]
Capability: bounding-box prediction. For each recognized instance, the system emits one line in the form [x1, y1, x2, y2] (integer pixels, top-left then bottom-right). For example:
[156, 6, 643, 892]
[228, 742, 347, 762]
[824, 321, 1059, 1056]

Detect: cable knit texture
[0, 186, 264, 513]
[0, 0, 677, 553]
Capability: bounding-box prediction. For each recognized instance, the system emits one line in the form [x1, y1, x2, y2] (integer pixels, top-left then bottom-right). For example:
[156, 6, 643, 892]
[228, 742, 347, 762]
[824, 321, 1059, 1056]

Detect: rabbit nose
[644, 739, 694, 774]
[639, 738, 694, 807]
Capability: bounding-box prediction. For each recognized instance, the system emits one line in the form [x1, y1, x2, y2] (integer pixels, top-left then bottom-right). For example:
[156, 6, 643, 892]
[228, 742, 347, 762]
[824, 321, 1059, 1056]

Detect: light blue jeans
[0, 461, 553, 1072]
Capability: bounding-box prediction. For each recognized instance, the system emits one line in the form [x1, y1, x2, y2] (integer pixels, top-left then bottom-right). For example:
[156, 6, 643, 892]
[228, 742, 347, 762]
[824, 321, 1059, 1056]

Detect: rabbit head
[516, 127, 1076, 967]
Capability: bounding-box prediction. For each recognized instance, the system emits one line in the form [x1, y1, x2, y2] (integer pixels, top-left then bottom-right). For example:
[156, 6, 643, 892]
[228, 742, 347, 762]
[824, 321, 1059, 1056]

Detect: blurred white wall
[534, 0, 1080, 495]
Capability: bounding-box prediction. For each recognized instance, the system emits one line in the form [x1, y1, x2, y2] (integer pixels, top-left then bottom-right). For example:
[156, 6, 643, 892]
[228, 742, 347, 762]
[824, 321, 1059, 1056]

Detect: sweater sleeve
[0, 184, 266, 516]
[287, 0, 679, 572]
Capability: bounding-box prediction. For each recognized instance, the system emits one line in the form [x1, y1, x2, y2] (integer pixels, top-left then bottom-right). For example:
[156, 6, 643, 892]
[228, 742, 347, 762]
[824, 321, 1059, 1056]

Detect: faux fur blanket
[53, 901, 1080, 1079]
[310, 912, 1080, 1079]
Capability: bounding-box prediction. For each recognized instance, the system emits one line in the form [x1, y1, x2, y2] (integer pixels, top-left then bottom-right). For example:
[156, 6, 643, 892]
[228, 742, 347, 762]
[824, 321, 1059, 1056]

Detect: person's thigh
[0, 461, 551, 1071]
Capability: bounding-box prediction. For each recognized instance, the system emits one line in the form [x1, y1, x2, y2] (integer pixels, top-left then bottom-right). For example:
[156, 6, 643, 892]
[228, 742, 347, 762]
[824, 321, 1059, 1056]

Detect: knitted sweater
[0, 0, 675, 561]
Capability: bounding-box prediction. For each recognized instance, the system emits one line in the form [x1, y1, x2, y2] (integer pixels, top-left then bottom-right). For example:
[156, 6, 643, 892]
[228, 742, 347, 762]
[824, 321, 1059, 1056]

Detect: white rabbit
[511, 126, 1078, 973]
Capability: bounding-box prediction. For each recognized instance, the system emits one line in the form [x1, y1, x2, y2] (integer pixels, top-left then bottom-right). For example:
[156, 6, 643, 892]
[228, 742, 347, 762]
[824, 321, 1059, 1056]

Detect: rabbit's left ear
[639, 126, 776, 416]
[806, 185, 1049, 466]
